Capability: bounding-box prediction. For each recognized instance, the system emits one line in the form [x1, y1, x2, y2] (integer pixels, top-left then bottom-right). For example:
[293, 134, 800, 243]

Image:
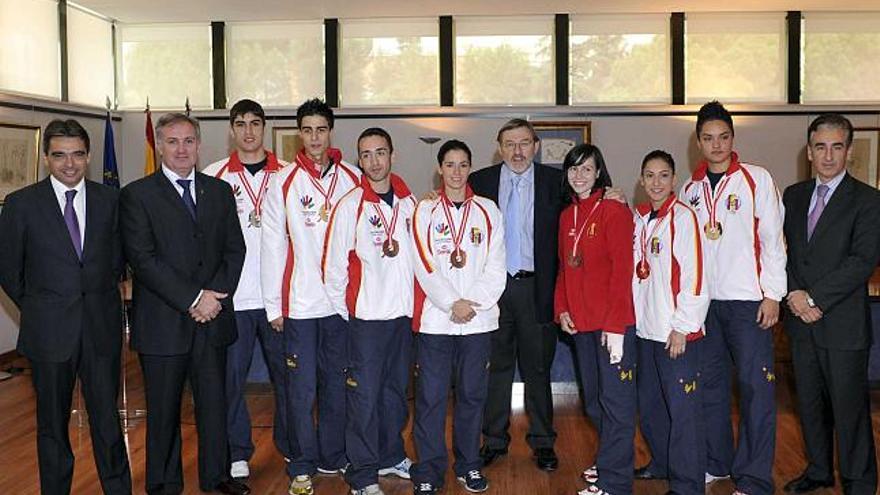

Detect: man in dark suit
[0, 119, 132, 494]
[783, 113, 880, 495]
[120, 113, 248, 495]
[469, 118, 563, 471]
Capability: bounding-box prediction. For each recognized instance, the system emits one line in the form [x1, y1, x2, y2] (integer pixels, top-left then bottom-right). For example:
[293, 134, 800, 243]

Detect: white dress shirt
[49, 175, 85, 250]
[162, 164, 197, 204]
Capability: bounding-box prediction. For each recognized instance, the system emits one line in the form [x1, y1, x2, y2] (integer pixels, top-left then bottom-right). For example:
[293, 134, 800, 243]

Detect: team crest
[470, 227, 483, 245]
[300, 195, 315, 209]
[650, 237, 662, 255]
[368, 215, 382, 228]
[726, 194, 740, 212]
[232, 184, 242, 196]
[434, 222, 450, 236]
[587, 223, 597, 237]
[688, 194, 701, 209]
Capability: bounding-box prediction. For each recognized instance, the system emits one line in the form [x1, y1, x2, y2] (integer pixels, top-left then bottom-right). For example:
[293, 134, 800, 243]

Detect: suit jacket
[0, 178, 124, 362]
[120, 170, 246, 355]
[783, 173, 880, 350]
[469, 162, 563, 323]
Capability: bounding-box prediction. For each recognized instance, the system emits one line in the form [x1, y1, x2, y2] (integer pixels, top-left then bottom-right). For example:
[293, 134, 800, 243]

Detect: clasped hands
[451, 299, 480, 324]
[786, 290, 823, 324]
[190, 290, 228, 323]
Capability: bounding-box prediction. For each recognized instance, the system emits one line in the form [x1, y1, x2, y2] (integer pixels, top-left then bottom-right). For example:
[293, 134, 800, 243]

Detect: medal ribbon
[372, 199, 400, 245]
[570, 198, 602, 260]
[237, 169, 273, 217]
[303, 163, 339, 213]
[701, 176, 732, 230]
[441, 197, 472, 254]
[638, 212, 669, 269]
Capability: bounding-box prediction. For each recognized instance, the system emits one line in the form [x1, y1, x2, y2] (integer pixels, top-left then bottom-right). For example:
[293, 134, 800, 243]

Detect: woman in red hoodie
[554, 144, 636, 495]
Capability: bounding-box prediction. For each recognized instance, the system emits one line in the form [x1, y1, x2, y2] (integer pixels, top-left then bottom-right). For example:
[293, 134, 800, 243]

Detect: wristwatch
[806, 296, 816, 308]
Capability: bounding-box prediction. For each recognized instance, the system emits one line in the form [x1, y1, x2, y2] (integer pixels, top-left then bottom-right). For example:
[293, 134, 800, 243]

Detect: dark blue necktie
[177, 179, 196, 220]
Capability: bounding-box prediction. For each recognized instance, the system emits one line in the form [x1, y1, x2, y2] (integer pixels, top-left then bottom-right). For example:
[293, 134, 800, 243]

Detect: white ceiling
[75, 0, 880, 23]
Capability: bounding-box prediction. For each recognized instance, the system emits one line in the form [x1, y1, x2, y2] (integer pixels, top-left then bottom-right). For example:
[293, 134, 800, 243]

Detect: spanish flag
[144, 102, 157, 176]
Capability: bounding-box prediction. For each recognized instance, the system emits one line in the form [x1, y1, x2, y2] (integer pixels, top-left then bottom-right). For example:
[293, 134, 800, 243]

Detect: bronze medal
[704, 222, 722, 240]
[382, 238, 399, 258]
[567, 253, 582, 267]
[450, 248, 467, 269]
[636, 259, 651, 280]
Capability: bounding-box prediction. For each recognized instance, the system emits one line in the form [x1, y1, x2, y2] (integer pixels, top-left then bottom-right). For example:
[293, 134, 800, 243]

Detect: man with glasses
[469, 118, 563, 472]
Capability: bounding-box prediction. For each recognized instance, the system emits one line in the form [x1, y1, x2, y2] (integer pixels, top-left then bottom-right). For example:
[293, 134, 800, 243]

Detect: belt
[509, 270, 535, 280]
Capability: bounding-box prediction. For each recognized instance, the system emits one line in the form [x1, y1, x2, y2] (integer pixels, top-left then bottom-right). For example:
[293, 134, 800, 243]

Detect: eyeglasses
[501, 140, 534, 151]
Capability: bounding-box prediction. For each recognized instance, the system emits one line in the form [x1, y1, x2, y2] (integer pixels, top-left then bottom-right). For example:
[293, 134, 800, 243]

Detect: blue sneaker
[457, 470, 489, 493]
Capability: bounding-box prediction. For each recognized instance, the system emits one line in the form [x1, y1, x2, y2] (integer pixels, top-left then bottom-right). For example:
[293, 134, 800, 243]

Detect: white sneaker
[582, 465, 598, 483]
[578, 484, 612, 495]
[705, 472, 730, 484]
[351, 484, 385, 495]
[378, 457, 412, 479]
[230, 460, 249, 479]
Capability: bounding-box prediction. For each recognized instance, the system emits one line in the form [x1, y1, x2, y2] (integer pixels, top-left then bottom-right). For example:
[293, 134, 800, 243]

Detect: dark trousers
[412, 332, 492, 487]
[637, 337, 705, 495]
[282, 315, 348, 477]
[226, 309, 291, 463]
[790, 335, 877, 495]
[701, 300, 776, 495]
[30, 334, 131, 495]
[482, 276, 557, 450]
[140, 329, 229, 494]
[573, 328, 637, 495]
[344, 317, 413, 490]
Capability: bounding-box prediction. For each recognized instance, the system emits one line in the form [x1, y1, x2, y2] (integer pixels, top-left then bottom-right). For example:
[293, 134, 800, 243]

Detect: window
[454, 16, 554, 105]
[340, 18, 438, 106]
[803, 12, 880, 103]
[570, 14, 670, 104]
[0, 0, 60, 98]
[685, 13, 787, 103]
[68, 4, 114, 107]
[226, 21, 324, 107]
[117, 23, 212, 110]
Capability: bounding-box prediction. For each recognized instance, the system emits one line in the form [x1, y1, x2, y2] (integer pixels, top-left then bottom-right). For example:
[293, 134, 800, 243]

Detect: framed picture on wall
[851, 128, 880, 188]
[272, 126, 302, 164]
[0, 123, 41, 204]
[532, 121, 592, 168]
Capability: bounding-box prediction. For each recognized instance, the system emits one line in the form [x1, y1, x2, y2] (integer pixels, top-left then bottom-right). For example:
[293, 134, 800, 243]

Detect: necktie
[64, 190, 82, 260]
[505, 175, 521, 275]
[177, 179, 197, 220]
[807, 184, 829, 240]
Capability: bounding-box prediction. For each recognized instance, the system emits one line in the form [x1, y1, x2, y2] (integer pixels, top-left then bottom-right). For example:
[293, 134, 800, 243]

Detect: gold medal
[636, 259, 651, 280]
[704, 222, 722, 240]
[450, 248, 467, 269]
[318, 204, 330, 222]
[382, 238, 399, 258]
[248, 209, 261, 228]
[567, 253, 582, 268]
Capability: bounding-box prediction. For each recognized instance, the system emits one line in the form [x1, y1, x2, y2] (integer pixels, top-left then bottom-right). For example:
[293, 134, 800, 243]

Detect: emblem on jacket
[434, 222, 450, 236]
[300, 195, 315, 209]
[470, 227, 482, 245]
[688, 194, 701, 209]
[726, 194, 740, 212]
[368, 215, 382, 228]
[650, 237, 662, 255]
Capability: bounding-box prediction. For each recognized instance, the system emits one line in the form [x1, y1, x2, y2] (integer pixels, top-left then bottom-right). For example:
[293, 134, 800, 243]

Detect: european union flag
[103, 111, 119, 188]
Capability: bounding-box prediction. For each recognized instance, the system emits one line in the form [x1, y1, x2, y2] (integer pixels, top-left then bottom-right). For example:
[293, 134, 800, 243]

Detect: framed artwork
[0, 123, 41, 204]
[851, 128, 880, 188]
[272, 126, 302, 164]
[532, 121, 592, 167]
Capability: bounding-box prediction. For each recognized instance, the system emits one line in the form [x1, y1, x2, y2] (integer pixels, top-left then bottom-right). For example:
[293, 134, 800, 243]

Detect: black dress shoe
[214, 479, 251, 495]
[533, 448, 559, 471]
[784, 474, 834, 493]
[634, 465, 664, 480]
[479, 445, 508, 467]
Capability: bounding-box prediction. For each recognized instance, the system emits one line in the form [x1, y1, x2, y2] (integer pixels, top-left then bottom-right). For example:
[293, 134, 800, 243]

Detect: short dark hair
[155, 112, 201, 141]
[641, 149, 676, 174]
[229, 99, 265, 126]
[808, 113, 854, 147]
[296, 98, 334, 130]
[358, 127, 394, 153]
[43, 119, 90, 154]
[496, 118, 538, 143]
[696, 100, 734, 137]
[561, 143, 613, 203]
[437, 139, 472, 165]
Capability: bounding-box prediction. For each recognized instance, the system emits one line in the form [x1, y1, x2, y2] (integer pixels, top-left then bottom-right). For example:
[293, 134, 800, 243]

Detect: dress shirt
[499, 162, 535, 271]
[808, 169, 846, 216]
[49, 175, 85, 250]
[162, 164, 197, 205]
